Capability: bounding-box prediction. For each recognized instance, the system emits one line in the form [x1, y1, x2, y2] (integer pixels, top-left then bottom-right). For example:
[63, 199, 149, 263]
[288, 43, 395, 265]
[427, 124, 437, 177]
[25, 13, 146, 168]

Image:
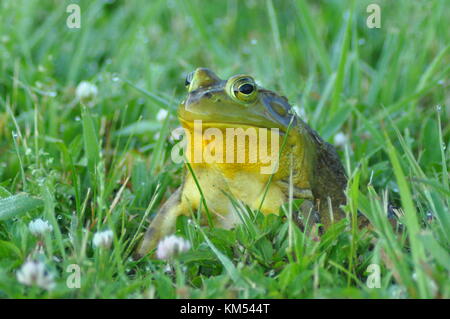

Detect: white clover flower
[92, 229, 114, 249]
[28, 218, 53, 237]
[156, 235, 191, 260]
[16, 260, 55, 290]
[333, 132, 349, 147]
[75, 81, 98, 102]
[156, 109, 169, 121]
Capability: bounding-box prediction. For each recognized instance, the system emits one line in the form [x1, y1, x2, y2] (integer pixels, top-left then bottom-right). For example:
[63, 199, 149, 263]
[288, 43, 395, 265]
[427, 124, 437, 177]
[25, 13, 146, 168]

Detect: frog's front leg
[294, 199, 321, 231]
[275, 180, 320, 232]
[135, 187, 184, 258]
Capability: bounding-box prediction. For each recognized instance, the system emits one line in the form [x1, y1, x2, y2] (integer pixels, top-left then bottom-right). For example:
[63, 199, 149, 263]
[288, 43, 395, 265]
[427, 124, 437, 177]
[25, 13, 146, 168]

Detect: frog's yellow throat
[179, 118, 284, 176]
[179, 117, 316, 192]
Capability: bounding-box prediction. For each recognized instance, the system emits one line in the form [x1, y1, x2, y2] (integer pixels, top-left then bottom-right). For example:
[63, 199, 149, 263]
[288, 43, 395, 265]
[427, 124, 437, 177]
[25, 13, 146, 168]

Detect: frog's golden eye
[227, 76, 258, 104]
[238, 83, 255, 95]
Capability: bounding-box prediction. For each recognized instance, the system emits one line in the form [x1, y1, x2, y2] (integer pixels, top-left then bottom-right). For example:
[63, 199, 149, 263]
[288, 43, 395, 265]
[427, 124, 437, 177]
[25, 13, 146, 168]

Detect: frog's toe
[134, 227, 159, 259]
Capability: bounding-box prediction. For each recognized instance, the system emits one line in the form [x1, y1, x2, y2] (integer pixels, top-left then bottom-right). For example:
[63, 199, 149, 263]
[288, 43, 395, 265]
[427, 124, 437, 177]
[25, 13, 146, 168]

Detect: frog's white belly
[179, 164, 286, 228]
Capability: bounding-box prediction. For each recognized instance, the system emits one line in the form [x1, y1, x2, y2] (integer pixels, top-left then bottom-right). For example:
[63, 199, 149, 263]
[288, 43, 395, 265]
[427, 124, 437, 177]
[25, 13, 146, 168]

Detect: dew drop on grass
[57, 215, 63, 220]
[435, 105, 441, 112]
[112, 74, 120, 82]
[75, 116, 81, 122]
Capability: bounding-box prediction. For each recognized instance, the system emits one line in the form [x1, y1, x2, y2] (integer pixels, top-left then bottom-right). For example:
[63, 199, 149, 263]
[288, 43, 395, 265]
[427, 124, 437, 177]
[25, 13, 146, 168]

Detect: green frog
[136, 68, 350, 258]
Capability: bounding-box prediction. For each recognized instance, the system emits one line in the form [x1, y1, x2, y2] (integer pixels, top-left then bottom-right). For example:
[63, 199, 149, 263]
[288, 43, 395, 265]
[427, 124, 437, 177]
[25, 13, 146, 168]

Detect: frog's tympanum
[136, 68, 351, 257]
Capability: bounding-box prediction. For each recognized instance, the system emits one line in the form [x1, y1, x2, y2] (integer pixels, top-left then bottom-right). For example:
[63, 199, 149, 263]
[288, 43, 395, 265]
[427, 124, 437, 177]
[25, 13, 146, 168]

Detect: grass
[0, 0, 449, 298]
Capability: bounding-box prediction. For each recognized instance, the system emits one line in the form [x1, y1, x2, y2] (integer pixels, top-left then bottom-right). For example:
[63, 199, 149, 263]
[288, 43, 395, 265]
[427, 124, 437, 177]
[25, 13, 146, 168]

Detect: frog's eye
[227, 76, 258, 103]
[238, 83, 255, 95]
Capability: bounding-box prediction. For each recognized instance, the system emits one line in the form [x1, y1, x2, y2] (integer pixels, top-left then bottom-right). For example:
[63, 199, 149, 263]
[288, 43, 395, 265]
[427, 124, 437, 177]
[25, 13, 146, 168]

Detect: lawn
[0, 0, 448, 298]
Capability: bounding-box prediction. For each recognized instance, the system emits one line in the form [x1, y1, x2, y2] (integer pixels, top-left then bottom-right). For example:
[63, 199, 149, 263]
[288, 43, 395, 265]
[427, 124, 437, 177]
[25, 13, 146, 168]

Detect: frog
[136, 68, 352, 258]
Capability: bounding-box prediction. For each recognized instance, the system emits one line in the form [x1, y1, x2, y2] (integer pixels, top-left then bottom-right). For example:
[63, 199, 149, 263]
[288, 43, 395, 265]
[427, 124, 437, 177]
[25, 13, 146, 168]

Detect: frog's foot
[386, 204, 404, 232]
[293, 199, 321, 235]
[357, 204, 404, 232]
[134, 188, 183, 259]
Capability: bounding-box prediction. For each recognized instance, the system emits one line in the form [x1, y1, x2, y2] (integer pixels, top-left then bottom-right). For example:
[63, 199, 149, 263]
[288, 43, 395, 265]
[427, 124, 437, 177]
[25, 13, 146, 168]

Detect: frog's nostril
[185, 72, 194, 88]
[189, 68, 221, 91]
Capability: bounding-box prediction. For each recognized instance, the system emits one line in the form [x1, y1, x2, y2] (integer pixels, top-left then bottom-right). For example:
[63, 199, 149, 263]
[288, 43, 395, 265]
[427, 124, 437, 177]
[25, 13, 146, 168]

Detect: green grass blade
[0, 194, 43, 221]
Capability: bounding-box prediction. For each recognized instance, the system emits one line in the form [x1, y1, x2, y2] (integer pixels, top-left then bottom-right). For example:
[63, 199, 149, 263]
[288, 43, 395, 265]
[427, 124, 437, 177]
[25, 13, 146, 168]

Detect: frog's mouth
[178, 118, 287, 136]
[178, 111, 293, 133]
